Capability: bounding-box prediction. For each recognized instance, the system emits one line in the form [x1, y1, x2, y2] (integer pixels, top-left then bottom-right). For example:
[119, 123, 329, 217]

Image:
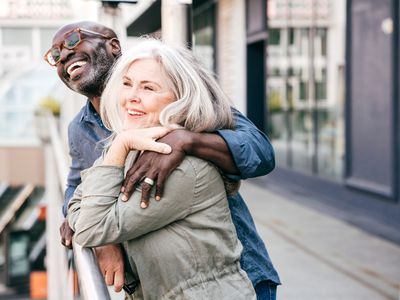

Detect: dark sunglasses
[44, 28, 112, 66]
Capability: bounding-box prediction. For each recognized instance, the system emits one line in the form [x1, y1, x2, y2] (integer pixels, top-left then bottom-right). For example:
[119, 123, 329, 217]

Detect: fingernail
[121, 187, 125, 193]
[164, 146, 172, 153]
[141, 202, 147, 209]
[155, 196, 161, 201]
[121, 194, 128, 201]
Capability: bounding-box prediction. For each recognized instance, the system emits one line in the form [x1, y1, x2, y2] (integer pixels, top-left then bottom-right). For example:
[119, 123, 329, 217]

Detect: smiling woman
[101, 39, 234, 135]
[119, 58, 176, 130]
[67, 39, 255, 299]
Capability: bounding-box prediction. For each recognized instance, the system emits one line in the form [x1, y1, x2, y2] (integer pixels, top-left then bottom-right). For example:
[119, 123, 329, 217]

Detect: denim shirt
[64, 100, 281, 286]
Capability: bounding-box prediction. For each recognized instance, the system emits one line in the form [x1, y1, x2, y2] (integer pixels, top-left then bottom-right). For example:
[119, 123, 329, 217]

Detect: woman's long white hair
[101, 38, 234, 134]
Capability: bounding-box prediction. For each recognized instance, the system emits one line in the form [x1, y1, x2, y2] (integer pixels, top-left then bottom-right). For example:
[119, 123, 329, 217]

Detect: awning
[126, 0, 161, 36]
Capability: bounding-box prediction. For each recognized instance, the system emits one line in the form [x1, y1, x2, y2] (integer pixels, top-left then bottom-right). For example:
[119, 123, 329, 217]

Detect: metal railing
[43, 111, 112, 300]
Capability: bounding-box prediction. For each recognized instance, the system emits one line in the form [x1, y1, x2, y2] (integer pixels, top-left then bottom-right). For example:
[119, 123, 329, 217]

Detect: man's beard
[74, 44, 115, 98]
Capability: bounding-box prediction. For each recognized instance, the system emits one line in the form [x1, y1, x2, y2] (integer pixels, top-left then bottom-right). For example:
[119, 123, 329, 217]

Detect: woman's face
[120, 58, 176, 129]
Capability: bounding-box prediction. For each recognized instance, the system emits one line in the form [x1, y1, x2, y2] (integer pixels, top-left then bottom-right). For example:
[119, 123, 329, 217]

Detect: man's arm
[121, 108, 275, 207]
[60, 125, 85, 248]
[188, 108, 275, 179]
[217, 108, 275, 180]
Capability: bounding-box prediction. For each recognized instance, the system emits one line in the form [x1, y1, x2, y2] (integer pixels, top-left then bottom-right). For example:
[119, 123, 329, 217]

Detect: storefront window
[193, 1, 216, 72]
[269, 28, 281, 45]
[266, 0, 344, 181]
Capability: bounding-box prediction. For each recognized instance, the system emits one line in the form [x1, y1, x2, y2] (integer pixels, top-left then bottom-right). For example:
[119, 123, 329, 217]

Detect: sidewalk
[241, 181, 400, 300]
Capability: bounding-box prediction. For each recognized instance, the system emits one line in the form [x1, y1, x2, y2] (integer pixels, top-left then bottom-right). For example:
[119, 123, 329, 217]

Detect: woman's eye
[123, 81, 131, 87]
[144, 85, 155, 91]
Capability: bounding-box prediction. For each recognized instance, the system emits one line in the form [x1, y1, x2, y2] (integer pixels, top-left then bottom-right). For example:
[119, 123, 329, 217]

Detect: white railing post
[45, 143, 73, 300]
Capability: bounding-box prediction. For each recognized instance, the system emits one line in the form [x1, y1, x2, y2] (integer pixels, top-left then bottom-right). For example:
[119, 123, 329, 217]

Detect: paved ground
[241, 180, 400, 300]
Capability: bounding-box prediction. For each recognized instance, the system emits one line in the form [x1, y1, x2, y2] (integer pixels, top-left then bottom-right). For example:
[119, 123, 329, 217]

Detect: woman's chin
[123, 120, 142, 130]
[122, 119, 161, 130]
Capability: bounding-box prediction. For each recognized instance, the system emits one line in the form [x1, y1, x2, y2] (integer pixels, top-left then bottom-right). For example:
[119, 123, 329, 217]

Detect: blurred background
[0, 0, 399, 299]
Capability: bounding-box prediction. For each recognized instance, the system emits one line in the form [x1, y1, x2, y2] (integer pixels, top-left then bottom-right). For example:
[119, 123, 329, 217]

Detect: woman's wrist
[103, 133, 129, 166]
[114, 132, 129, 151]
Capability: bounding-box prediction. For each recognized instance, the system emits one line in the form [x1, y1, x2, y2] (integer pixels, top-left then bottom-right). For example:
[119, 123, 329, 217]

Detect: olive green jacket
[68, 152, 255, 300]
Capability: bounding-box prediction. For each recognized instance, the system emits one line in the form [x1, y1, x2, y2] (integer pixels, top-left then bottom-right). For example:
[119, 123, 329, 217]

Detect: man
[46, 21, 280, 299]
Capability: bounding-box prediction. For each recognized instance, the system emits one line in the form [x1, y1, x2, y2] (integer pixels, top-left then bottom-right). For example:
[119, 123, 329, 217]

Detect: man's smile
[63, 57, 89, 81]
[67, 60, 87, 78]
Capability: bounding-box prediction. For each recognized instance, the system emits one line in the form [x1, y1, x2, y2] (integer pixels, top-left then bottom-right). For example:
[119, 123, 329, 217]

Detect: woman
[68, 39, 255, 299]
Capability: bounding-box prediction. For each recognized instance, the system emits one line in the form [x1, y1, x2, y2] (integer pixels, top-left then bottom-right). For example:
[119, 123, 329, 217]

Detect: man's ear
[109, 38, 122, 57]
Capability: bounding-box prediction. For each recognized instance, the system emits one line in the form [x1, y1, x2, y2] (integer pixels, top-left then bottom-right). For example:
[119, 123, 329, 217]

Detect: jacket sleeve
[217, 108, 275, 180]
[67, 160, 199, 247]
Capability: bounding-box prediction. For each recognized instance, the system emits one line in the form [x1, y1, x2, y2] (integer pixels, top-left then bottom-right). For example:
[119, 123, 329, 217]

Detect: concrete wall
[0, 146, 44, 185]
[217, 0, 247, 113]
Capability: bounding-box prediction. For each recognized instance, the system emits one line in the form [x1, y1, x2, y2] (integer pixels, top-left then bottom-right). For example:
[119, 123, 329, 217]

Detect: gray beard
[75, 45, 115, 98]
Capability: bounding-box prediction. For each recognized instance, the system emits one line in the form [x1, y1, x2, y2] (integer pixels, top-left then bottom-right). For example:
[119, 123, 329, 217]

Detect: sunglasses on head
[44, 28, 112, 66]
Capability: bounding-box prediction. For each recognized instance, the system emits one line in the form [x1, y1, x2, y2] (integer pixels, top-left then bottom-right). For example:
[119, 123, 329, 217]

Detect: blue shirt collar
[79, 100, 105, 127]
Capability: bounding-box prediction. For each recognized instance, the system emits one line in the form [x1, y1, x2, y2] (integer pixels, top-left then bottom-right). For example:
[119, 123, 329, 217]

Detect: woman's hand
[119, 126, 172, 154]
[103, 127, 172, 167]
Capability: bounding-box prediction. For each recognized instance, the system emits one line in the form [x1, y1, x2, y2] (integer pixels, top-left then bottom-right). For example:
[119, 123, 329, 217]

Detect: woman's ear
[109, 38, 122, 57]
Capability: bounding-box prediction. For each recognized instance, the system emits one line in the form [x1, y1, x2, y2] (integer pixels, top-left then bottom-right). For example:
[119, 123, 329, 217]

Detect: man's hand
[95, 245, 125, 293]
[60, 219, 74, 249]
[121, 129, 190, 208]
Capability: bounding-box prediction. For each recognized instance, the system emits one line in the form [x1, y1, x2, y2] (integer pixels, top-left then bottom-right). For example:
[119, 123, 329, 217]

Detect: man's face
[51, 25, 117, 98]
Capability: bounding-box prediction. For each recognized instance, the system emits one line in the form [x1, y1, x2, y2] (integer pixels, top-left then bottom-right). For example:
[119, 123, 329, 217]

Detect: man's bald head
[53, 21, 118, 43]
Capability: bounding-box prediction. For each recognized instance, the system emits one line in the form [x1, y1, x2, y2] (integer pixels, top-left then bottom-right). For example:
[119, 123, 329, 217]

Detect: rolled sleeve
[217, 109, 275, 180]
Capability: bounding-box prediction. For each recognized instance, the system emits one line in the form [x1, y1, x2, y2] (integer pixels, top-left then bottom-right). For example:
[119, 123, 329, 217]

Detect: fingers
[104, 271, 114, 286]
[64, 239, 72, 248]
[141, 140, 171, 154]
[103, 270, 124, 292]
[140, 179, 154, 209]
[122, 166, 146, 201]
[149, 126, 172, 139]
[95, 244, 125, 291]
[122, 149, 178, 207]
[113, 268, 125, 292]
[155, 173, 166, 201]
[60, 219, 74, 249]
[123, 126, 172, 152]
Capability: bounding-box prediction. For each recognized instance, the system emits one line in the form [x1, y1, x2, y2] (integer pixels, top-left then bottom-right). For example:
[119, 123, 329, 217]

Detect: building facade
[247, 0, 399, 241]
[266, 0, 345, 181]
[126, 0, 400, 241]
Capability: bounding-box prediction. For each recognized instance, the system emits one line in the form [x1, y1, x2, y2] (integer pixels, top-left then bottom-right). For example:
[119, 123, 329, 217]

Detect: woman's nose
[127, 89, 141, 103]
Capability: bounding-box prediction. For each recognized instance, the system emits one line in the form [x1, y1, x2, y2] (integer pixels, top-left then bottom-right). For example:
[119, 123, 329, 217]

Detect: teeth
[127, 109, 144, 116]
[67, 61, 87, 76]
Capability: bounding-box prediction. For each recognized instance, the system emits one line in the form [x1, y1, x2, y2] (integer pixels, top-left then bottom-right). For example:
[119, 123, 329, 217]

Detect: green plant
[37, 96, 61, 116]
